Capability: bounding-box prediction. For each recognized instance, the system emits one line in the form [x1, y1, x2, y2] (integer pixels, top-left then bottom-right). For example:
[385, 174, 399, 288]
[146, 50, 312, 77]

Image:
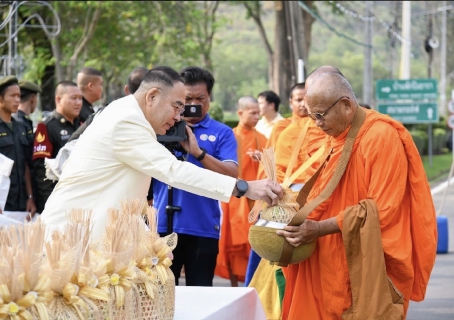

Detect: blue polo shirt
[153, 114, 238, 239]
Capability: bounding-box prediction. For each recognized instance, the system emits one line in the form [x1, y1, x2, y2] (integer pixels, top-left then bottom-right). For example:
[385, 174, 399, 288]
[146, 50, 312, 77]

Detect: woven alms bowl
[249, 225, 316, 266]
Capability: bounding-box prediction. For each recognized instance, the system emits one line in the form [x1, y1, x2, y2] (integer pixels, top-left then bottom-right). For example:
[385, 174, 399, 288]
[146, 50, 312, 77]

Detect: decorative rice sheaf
[0, 200, 177, 320]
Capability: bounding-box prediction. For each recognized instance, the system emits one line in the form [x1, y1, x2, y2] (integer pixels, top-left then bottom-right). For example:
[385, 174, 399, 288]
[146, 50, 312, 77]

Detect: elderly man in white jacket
[41, 66, 283, 240]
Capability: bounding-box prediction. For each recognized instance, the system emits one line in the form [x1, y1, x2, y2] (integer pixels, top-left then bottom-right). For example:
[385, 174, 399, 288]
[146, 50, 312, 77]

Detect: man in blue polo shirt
[153, 66, 238, 286]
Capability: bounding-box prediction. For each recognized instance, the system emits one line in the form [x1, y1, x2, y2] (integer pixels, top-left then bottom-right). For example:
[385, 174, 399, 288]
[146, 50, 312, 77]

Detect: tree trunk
[66, 5, 101, 79]
[199, 1, 219, 72]
[273, 3, 292, 109]
[301, 1, 315, 67]
[50, 37, 64, 82]
[243, 2, 275, 90]
[40, 65, 56, 112]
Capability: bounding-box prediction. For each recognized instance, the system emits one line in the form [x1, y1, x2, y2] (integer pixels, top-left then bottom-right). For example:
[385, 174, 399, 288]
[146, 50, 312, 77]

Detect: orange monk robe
[282, 110, 437, 320]
[275, 117, 327, 184]
[257, 115, 298, 180]
[215, 125, 267, 282]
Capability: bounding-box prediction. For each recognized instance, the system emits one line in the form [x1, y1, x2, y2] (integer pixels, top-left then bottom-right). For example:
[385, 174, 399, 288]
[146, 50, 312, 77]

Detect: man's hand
[25, 198, 37, 221]
[244, 179, 284, 206]
[179, 126, 202, 157]
[276, 219, 320, 247]
[276, 217, 341, 247]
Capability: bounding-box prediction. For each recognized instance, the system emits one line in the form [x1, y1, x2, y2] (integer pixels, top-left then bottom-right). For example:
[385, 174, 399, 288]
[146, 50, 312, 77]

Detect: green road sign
[377, 103, 439, 123]
[376, 79, 438, 100]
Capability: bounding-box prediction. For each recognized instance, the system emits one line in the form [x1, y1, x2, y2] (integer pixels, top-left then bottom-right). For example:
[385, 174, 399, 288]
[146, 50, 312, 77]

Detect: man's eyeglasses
[158, 88, 185, 116]
[308, 96, 349, 122]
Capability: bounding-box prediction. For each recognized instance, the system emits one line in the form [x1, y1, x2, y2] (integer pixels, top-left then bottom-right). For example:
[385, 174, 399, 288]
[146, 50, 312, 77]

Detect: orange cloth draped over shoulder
[215, 125, 267, 282]
[257, 116, 292, 180]
[282, 110, 437, 320]
[275, 117, 327, 184]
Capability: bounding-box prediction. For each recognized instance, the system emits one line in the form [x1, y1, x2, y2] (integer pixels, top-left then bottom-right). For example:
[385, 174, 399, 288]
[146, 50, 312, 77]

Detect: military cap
[0, 76, 19, 92]
[19, 80, 42, 94]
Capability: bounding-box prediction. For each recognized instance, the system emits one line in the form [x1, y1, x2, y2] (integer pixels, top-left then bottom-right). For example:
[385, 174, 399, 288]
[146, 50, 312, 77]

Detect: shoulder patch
[33, 123, 53, 160]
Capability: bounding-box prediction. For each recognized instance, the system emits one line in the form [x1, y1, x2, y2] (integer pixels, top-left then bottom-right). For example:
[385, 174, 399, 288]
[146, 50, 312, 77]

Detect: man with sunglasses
[277, 72, 436, 319]
[41, 66, 283, 242]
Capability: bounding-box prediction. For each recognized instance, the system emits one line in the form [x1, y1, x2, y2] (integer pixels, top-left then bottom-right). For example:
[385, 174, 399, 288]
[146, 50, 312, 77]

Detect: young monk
[215, 96, 267, 286]
[274, 82, 327, 186]
[277, 72, 437, 320]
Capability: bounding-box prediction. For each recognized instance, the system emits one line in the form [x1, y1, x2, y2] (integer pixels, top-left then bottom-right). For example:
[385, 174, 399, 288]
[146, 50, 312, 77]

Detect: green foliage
[208, 101, 224, 122]
[422, 153, 453, 182]
[411, 130, 428, 155]
[211, 3, 272, 111]
[224, 119, 239, 128]
[17, 1, 226, 104]
[433, 128, 447, 154]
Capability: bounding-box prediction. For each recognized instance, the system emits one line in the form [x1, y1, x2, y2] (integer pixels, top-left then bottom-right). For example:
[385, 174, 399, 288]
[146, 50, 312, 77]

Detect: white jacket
[41, 95, 236, 240]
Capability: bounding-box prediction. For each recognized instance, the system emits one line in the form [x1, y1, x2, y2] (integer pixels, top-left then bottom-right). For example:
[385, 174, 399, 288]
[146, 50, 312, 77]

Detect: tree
[190, 1, 221, 71]
[239, 1, 319, 105]
[15, 1, 224, 110]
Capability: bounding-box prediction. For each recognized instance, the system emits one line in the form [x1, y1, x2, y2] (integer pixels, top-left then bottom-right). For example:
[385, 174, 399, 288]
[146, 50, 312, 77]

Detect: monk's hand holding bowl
[276, 219, 321, 247]
[276, 217, 341, 247]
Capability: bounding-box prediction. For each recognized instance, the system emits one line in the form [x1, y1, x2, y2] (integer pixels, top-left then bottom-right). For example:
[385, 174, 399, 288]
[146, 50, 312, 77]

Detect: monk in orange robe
[277, 72, 437, 319]
[258, 83, 314, 181]
[274, 83, 327, 185]
[215, 96, 267, 286]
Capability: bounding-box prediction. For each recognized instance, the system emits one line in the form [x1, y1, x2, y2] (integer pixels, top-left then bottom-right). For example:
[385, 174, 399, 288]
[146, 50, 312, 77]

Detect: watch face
[237, 180, 248, 193]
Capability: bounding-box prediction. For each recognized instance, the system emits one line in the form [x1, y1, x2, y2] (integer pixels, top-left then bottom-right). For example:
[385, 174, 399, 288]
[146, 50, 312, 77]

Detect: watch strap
[235, 180, 248, 198]
[196, 147, 207, 161]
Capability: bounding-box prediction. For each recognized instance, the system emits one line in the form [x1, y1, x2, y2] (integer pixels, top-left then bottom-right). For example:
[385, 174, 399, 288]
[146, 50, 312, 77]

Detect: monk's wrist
[317, 217, 341, 237]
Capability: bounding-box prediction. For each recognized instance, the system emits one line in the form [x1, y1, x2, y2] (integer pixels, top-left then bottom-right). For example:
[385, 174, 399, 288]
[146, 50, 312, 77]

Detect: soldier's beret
[19, 80, 42, 94]
[0, 76, 19, 92]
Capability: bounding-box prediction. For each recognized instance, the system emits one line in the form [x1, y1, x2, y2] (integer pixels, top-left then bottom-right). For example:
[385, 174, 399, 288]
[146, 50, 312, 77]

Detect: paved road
[407, 180, 454, 320]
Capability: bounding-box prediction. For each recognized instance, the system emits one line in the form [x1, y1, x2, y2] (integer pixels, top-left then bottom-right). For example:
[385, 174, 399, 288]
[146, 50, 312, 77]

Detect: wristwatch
[235, 179, 248, 198]
[196, 147, 207, 161]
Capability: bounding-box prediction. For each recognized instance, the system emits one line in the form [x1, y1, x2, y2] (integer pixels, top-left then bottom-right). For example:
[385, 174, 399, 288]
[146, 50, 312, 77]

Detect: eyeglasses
[308, 96, 349, 121]
[158, 88, 185, 115]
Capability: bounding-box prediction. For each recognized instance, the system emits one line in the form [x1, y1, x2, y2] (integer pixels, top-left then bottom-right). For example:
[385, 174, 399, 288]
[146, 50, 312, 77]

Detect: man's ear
[237, 109, 243, 117]
[145, 88, 159, 105]
[55, 95, 61, 106]
[124, 85, 129, 96]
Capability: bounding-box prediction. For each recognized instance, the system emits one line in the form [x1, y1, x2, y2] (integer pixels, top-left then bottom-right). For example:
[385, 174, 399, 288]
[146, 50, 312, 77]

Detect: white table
[174, 286, 266, 320]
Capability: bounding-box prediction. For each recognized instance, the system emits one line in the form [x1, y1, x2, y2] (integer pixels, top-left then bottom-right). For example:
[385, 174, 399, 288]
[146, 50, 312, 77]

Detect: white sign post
[448, 101, 454, 161]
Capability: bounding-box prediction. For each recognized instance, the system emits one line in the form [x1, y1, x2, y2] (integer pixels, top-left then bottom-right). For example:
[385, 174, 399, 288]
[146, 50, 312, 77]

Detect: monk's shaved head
[307, 72, 356, 104]
[237, 95, 260, 129]
[305, 72, 358, 138]
[305, 66, 344, 91]
[238, 96, 258, 110]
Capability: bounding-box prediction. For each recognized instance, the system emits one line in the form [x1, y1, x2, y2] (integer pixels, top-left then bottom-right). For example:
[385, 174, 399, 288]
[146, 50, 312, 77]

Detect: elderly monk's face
[306, 95, 353, 138]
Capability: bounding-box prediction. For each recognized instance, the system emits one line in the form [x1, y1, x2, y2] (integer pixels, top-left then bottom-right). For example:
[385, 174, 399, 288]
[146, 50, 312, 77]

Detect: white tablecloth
[174, 287, 266, 320]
